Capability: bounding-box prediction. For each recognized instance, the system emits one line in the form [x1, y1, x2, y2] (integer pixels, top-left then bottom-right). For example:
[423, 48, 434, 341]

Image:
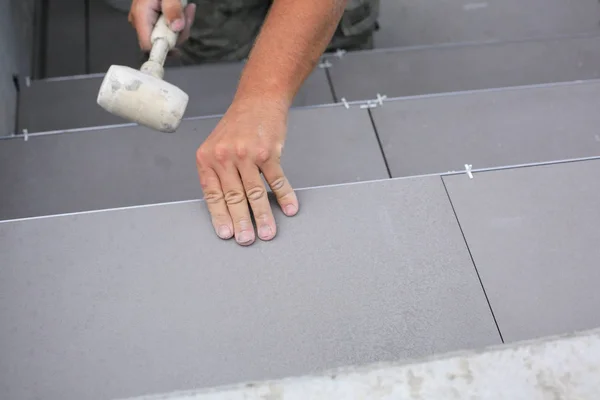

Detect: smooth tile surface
[1, 106, 387, 220]
[89, 0, 141, 74]
[45, 0, 86, 77]
[371, 81, 600, 178]
[19, 64, 333, 133]
[375, 0, 600, 48]
[443, 160, 600, 342]
[329, 35, 600, 101]
[0, 177, 500, 400]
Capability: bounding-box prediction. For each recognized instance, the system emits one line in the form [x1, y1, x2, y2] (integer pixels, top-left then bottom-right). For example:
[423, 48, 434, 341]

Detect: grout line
[367, 108, 392, 178]
[1, 156, 599, 223]
[324, 67, 339, 103]
[440, 176, 505, 344]
[12, 75, 21, 135]
[330, 30, 600, 58]
[84, 0, 91, 74]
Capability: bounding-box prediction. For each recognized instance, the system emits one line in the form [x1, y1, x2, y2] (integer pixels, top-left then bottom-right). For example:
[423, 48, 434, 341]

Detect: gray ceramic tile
[371, 81, 600, 178]
[443, 159, 600, 342]
[1, 106, 386, 221]
[89, 0, 141, 74]
[19, 64, 333, 133]
[329, 35, 600, 101]
[375, 0, 600, 49]
[45, 0, 86, 77]
[0, 177, 500, 400]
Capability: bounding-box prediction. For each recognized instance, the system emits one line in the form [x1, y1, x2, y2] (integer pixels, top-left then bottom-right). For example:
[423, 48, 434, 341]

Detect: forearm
[234, 0, 347, 108]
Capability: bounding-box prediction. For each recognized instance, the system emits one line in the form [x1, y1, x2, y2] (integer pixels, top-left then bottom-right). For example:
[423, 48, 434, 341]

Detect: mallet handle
[141, 0, 188, 79]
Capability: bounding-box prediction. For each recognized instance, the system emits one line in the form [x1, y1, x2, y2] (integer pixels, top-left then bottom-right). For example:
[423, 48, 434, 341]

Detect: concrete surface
[0, 177, 500, 400]
[120, 328, 600, 400]
[443, 159, 600, 342]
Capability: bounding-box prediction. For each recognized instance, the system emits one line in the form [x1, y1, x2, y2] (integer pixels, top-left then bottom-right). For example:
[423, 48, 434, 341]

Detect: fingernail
[237, 231, 255, 246]
[217, 225, 232, 239]
[284, 204, 298, 216]
[170, 18, 185, 31]
[258, 225, 274, 240]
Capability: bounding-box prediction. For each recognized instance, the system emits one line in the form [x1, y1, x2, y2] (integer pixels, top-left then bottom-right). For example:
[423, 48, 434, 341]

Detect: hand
[128, 0, 197, 51]
[196, 98, 300, 246]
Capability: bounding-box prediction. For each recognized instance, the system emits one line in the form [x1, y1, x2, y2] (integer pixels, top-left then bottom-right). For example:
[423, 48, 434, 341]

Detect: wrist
[231, 85, 292, 115]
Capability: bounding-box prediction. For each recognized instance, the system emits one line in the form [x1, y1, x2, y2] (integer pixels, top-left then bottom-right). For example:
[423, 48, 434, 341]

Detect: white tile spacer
[318, 60, 332, 69]
[359, 101, 377, 109]
[341, 97, 350, 109]
[335, 49, 347, 59]
[376, 93, 387, 106]
[465, 164, 473, 179]
[23, 129, 29, 142]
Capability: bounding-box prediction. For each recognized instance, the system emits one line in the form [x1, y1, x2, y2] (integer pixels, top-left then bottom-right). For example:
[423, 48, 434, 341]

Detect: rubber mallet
[97, 1, 189, 133]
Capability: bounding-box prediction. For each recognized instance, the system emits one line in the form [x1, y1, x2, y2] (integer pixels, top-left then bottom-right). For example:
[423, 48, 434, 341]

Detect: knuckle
[235, 144, 249, 160]
[224, 190, 246, 206]
[256, 147, 271, 163]
[269, 176, 287, 192]
[203, 190, 224, 205]
[246, 186, 266, 202]
[214, 144, 230, 163]
[196, 146, 208, 164]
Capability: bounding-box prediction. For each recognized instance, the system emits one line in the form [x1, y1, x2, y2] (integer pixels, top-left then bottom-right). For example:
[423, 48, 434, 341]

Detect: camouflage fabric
[179, 0, 379, 64]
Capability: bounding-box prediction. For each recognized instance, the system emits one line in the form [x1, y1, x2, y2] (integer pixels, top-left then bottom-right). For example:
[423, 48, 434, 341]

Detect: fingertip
[283, 203, 299, 217]
[216, 225, 234, 240]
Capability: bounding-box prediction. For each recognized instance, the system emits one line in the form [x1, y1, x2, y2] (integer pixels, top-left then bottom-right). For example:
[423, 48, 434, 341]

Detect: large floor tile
[88, 0, 140, 74]
[1, 106, 386, 220]
[371, 81, 600, 178]
[328, 35, 600, 101]
[0, 177, 500, 400]
[44, 0, 87, 77]
[19, 64, 333, 133]
[443, 159, 600, 342]
[376, 0, 600, 48]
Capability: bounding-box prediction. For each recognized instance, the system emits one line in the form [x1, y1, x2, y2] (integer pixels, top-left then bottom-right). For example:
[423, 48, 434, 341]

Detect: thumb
[162, 0, 185, 31]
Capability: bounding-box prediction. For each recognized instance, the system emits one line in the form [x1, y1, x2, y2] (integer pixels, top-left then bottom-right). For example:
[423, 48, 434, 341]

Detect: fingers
[239, 162, 277, 242]
[129, 0, 195, 52]
[129, 0, 161, 50]
[162, 0, 186, 30]
[177, 3, 197, 45]
[217, 164, 256, 246]
[196, 162, 234, 240]
[260, 161, 299, 217]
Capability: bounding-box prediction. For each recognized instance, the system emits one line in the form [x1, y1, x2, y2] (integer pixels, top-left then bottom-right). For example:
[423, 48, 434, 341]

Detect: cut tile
[375, 0, 600, 48]
[443, 159, 600, 342]
[0, 177, 500, 400]
[45, 0, 86, 77]
[19, 64, 333, 133]
[371, 80, 600, 178]
[1, 106, 386, 221]
[329, 35, 600, 101]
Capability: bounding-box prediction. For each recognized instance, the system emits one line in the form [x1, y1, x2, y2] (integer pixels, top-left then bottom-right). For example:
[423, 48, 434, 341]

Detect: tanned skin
[130, 0, 348, 246]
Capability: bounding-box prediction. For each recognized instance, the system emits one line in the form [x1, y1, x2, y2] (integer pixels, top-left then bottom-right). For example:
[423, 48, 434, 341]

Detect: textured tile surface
[1, 106, 386, 220]
[375, 0, 600, 48]
[44, 0, 86, 77]
[19, 64, 333, 133]
[371, 81, 600, 178]
[0, 177, 500, 400]
[329, 35, 600, 101]
[443, 160, 600, 342]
